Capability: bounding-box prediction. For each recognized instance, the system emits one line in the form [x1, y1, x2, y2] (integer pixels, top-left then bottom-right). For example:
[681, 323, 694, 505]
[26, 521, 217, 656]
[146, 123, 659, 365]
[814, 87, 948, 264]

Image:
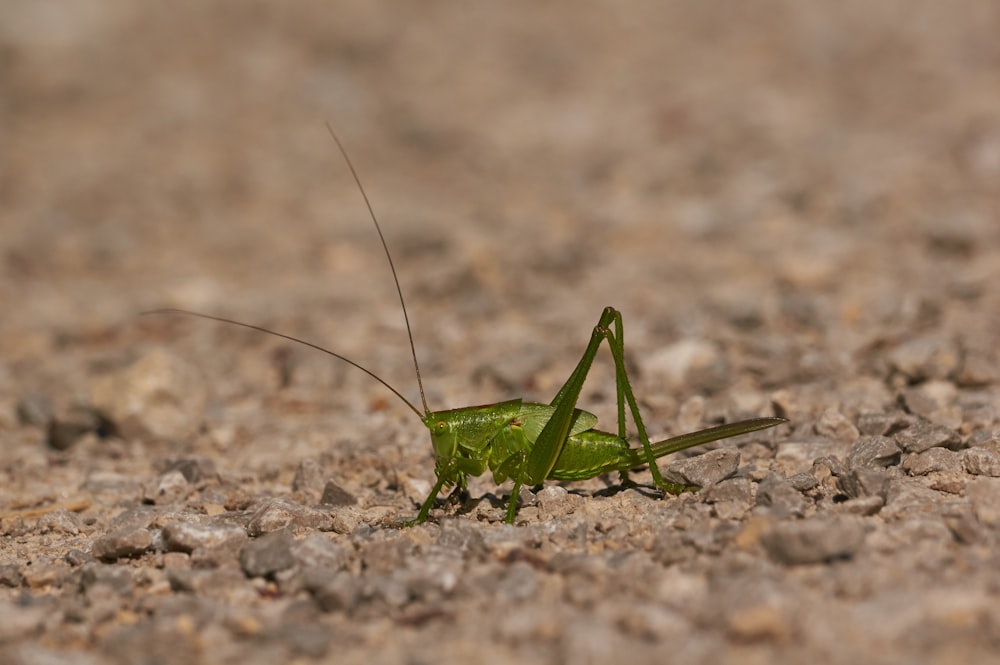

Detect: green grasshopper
[150, 127, 785, 525]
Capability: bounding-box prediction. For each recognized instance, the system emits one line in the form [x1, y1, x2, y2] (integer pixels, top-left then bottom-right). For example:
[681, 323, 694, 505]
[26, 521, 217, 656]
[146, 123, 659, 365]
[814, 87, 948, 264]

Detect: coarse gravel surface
[3, 2, 1000, 664]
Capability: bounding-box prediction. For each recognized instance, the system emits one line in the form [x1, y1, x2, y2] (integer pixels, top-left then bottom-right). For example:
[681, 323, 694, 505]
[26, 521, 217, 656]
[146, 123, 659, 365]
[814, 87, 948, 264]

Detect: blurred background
[3, 4, 1000, 663]
[2, 0, 999, 421]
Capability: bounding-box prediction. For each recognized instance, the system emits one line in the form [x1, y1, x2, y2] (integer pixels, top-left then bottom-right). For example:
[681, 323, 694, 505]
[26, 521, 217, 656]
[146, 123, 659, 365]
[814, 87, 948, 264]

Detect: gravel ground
[3, 2, 1000, 664]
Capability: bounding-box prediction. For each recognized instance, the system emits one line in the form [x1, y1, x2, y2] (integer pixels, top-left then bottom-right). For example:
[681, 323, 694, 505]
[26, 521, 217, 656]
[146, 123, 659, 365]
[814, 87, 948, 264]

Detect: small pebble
[162, 520, 247, 553]
[834, 496, 884, 516]
[838, 468, 890, 500]
[292, 458, 325, 495]
[857, 411, 914, 437]
[0, 564, 24, 587]
[892, 420, 961, 453]
[240, 529, 296, 578]
[142, 470, 191, 505]
[36, 509, 82, 535]
[846, 436, 901, 470]
[888, 335, 960, 381]
[291, 534, 349, 570]
[962, 448, 1000, 477]
[91, 527, 153, 562]
[664, 448, 740, 487]
[814, 408, 859, 443]
[162, 457, 217, 484]
[702, 477, 753, 504]
[761, 517, 865, 565]
[247, 498, 334, 536]
[755, 475, 808, 518]
[786, 472, 819, 492]
[902, 448, 962, 476]
[302, 569, 362, 613]
[536, 486, 583, 519]
[319, 480, 357, 507]
[64, 549, 92, 567]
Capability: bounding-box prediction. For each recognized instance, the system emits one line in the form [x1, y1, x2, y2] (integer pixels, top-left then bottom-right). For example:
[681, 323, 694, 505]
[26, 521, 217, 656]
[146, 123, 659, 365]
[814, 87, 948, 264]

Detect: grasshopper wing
[518, 403, 598, 443]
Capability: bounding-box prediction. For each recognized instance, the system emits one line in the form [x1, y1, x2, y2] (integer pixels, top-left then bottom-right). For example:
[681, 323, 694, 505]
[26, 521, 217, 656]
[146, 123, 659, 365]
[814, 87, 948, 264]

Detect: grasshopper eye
[436, 421, 447, 431]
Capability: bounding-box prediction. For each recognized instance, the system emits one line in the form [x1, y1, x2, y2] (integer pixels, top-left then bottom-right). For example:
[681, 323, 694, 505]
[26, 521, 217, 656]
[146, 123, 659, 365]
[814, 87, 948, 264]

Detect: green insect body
[422, 398, 781, 523]
[410, 305, 783, 525]
[149, 127, 786, 526]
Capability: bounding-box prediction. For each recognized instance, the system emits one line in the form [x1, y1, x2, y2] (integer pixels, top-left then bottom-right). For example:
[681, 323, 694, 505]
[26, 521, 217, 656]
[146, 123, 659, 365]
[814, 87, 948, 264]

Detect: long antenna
[142, 308, 424, 419]
[325, 123, 430, 416]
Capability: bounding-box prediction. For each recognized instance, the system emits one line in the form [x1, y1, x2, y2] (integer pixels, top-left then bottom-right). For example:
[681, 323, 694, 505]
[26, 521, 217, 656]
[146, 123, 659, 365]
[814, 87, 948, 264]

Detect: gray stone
[0, 564, 24, 587]
[834, 496, 885, 516]
[141, 470, 191, 504]
[536, 486, 583, 519]
[888, 335, 960, 381]
[962, 448, 1000, 477]
[64, 549, 92, 567]
[761, 517, 866, 565]
[838, 468, 889, 499]
[166, 566, 247, 594]
[90, 527, 153, 561]
[107, 506, 159, 531]
[857, 411, 912, 437]
[319, 479, 357, 507]
[36, 509, 82, 535]
[290, 534, 349, 570]
[240, 529, 296, 578]
[775, 441, 840, 474]
[755, 475, 809, 517]
[20, 560, 70, 590]
[786, 472, 819, 491]
[664, 448, 740, 487]
[79, 563, 134, 594]
[892, 420, 961, 453]
[702, 477, 753, 504]
[161, 457, 217, 483]
[292, 458, 325, 495]
[814, 407, 859, 443]
[846, 436, 901, 470]
[247, 498, 335, 536]
[302, 568, 363, 613]
[902, 448, 962, 476]
[881, 478, 949, 521]
[162, 520, 247, 553]
[360, 537, 417, 575]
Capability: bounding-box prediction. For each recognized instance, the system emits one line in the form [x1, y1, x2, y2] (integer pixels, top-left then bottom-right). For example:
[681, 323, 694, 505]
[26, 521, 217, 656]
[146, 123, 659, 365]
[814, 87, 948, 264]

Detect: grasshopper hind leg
[523, 307, 677, 500]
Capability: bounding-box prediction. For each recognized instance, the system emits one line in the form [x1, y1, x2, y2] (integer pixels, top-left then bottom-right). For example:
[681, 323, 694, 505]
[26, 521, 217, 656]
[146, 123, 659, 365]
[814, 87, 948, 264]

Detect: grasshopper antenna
[325, 122, 430, 416]
[142, 308, 425, 419]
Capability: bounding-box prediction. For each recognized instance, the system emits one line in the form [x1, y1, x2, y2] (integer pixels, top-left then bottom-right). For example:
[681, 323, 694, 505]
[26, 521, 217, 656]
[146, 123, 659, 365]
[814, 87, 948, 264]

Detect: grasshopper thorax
[423, 400, 523, 465]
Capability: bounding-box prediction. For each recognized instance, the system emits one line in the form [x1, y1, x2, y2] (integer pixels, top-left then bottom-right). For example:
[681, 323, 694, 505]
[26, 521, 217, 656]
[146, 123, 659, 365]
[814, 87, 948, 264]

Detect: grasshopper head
[423, 412, 458, 465]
